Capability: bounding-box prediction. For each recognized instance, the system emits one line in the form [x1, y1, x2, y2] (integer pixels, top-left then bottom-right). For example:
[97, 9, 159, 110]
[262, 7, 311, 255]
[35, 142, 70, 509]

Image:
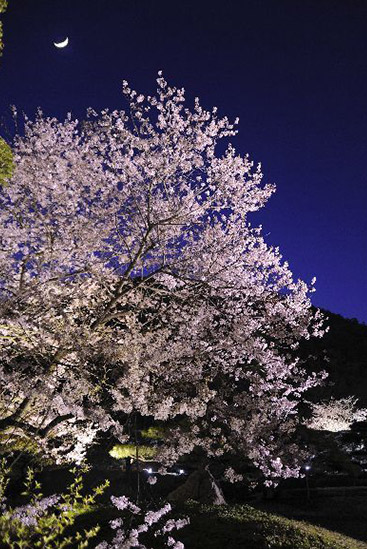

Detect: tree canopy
[0, 75, 325, 483]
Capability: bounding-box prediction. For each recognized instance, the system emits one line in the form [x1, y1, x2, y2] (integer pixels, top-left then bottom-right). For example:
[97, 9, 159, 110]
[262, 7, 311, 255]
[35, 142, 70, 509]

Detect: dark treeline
[301, 309, 367, 405]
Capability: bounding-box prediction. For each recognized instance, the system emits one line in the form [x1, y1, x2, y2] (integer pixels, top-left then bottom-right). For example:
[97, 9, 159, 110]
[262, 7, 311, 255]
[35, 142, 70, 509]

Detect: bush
[0, 460, 108, 548]
[0, 138, 13, 187]
[109, 444, 157, 462]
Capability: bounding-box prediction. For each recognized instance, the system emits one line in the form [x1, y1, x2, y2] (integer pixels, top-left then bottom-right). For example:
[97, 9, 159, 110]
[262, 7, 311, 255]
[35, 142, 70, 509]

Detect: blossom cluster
[96, 495, 189, 549]
[9, 494, 60, 527]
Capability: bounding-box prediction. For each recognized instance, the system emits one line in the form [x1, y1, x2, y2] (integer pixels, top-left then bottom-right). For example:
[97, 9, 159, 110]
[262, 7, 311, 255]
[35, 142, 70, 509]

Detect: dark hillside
[301, 309, 367, 405]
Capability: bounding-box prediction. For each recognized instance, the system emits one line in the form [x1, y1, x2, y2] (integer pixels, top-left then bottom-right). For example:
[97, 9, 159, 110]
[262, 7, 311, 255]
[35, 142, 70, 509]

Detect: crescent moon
[54, 37, 69, 48]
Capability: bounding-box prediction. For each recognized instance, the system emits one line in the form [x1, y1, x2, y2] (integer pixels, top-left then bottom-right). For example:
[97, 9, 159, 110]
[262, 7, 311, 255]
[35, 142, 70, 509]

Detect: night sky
[0, 0, 366, 322]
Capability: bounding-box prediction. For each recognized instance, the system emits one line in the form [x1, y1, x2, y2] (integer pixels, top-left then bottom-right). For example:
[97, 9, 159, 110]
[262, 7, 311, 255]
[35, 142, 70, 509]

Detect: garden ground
[68, 465, 367, 548]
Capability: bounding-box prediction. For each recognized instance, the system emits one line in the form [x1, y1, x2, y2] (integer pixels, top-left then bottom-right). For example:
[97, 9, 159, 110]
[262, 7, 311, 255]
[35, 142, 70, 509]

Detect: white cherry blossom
[0, 74, 325, 481]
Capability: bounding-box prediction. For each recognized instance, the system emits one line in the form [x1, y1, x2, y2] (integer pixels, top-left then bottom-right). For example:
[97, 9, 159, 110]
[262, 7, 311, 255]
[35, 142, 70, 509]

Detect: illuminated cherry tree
[307, 397, 367, 433]
[0, 74, 325, 481]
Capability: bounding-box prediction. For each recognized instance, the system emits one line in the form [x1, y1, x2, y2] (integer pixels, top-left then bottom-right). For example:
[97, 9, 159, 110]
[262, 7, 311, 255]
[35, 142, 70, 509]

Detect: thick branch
[0, 413, 74, 439]
[91, 225, 155, 329]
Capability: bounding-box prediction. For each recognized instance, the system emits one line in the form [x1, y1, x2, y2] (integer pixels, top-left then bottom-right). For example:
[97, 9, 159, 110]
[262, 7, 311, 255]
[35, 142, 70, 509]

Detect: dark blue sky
[1, 0, 366, 322]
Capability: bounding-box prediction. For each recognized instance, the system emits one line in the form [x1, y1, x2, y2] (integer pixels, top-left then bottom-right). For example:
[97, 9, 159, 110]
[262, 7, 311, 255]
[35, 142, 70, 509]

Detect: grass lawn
[177, 502, 367, 549]
[251, 493, 367, 544]
[76, 500, 367, 548]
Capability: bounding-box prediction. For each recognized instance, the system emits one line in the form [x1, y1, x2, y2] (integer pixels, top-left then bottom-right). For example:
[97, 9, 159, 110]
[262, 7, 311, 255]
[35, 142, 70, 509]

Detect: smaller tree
[307, 397, 367, 432]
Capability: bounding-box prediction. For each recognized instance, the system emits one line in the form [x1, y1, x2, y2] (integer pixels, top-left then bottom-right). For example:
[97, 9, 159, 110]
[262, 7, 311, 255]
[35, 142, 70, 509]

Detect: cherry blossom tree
[307, 397, 367, 433]
[0, 73, 325, 481]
